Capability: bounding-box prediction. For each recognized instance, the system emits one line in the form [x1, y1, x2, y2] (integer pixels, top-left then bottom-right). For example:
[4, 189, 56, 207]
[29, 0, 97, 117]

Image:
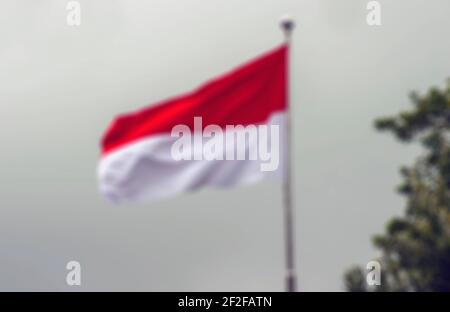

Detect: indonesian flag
[98, 45, 288, 203]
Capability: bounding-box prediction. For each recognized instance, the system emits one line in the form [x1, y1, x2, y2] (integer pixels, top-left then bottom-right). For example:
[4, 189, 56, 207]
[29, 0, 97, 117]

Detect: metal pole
[280, 15, 297, 292]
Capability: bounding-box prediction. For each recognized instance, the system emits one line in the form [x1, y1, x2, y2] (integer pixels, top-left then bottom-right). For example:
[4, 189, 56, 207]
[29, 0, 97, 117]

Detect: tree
[344, 80, 450, 292]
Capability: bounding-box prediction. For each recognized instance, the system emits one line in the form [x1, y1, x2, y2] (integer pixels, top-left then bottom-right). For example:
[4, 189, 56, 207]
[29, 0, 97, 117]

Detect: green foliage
[344, 80, 450, 292]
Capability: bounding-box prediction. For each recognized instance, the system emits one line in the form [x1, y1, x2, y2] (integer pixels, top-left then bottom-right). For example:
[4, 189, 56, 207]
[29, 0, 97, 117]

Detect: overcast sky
[1, 0, 449, 291]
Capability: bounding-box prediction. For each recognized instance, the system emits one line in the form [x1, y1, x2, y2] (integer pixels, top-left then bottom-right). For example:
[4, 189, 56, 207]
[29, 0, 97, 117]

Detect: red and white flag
[98, 45, 288, 203]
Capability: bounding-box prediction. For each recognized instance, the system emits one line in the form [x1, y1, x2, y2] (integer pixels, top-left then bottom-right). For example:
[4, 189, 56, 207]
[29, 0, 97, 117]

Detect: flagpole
[280, 15, 297, 292]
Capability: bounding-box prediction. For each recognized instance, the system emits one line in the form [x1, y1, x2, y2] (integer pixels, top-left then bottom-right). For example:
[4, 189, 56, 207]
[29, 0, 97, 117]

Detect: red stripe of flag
[101, 44, 287, 156]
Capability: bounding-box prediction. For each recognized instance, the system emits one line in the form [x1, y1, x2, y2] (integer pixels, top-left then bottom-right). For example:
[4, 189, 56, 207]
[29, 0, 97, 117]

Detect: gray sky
[1, 0, 449, 291]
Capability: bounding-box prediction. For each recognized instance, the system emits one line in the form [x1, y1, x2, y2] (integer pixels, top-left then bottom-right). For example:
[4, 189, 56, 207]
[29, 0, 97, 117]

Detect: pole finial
[280, 15, 295, 37]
